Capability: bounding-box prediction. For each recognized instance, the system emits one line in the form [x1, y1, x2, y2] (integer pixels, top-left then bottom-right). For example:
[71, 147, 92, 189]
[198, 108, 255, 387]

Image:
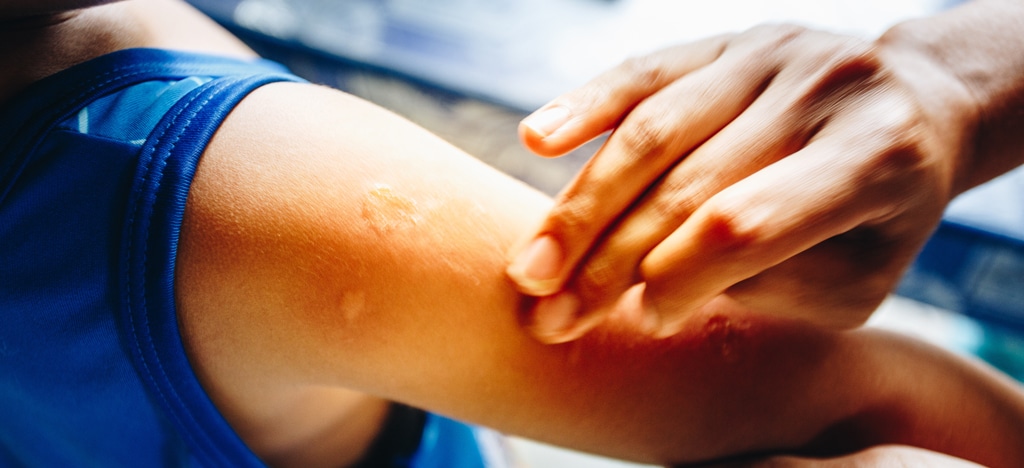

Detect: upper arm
[176, 81, 554, 401]
[172, 82, 1024, 465]
[175, 82, 777, 461]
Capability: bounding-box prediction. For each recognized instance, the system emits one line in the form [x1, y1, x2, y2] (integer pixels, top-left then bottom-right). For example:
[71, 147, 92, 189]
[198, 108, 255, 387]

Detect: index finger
[519, 34, 734, 157]
[507, 37, 782, 297]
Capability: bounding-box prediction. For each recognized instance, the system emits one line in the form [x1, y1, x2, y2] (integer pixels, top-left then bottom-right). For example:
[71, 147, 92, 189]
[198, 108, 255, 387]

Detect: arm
[504, 0, 1024, 340]
[173, 81, 1024, 466]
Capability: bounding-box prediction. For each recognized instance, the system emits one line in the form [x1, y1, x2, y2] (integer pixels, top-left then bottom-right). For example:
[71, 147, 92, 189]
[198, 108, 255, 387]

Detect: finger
[523, 289, 622, 344]
[519, 34, 734, 157]
[525, 282, 656, 344]
[533, 85, 811, 337]
[529, 40, 863, 337]
[508, 46, 780, 298]
[640, 128, 922, 336]
[522, 31, 892, 335]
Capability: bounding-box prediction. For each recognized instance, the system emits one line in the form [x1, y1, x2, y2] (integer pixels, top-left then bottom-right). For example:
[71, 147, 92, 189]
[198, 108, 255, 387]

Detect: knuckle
[724, 23, 815, 80]
[816, 33, 878, 65]
[880, 98, 928, 141]
[843, 40, 882, 69]
[880, 141, 929, 175]
[575, 256, 624, 301]
[548, 191, 600, 239]
[615, 112, 672, 160]
[867, 145, 933, 207]
[830, 40, 884, 76]
[647, 175, 704, 226]
[648, 182, 700, 226]
[859, 102, 932, 183]
[819, 43, 884, 88]
[788, 39, 884, 115]
[698, 196, 764, 251]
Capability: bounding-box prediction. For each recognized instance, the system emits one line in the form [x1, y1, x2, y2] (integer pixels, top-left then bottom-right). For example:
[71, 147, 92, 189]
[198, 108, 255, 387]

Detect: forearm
[879, 0, 1024, 193]
[854, 330, 1024, 467]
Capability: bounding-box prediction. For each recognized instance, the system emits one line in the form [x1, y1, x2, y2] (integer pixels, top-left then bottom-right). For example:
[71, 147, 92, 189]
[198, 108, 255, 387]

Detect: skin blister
[360, 183, 423, 234]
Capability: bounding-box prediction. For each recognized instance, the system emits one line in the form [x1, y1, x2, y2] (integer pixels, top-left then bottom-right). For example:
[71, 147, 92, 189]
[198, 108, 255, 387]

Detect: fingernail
[521, 106, 570, 139]
[530, 291, 581, 343]
[508, 235, 564, 295]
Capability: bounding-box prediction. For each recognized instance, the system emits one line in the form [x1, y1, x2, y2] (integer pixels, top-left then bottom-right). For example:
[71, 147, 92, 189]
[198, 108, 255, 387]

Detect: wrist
[875, 19, 982, 198]
[877, 0, 1024, 194]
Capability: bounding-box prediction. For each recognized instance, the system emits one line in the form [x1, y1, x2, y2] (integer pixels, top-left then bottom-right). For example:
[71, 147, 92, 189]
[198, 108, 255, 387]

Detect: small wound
[702, 315, 751, 364]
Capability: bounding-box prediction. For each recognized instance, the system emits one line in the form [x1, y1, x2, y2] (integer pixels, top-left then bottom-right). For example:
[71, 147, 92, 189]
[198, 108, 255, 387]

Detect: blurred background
[184, 1, 1024, 465]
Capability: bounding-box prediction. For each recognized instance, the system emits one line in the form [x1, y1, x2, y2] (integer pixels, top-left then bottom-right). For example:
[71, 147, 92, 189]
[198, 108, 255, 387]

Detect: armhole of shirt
[119, 72, 298, 467]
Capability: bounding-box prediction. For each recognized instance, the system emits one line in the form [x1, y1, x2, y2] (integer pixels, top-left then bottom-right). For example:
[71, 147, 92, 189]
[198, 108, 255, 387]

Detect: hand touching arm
[506, 0, 1024, 340]
[173, 82, 1024, 466]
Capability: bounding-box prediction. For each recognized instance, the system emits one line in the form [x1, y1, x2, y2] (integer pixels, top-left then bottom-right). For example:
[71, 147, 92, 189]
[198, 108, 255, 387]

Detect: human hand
[506, 24, 978, 342]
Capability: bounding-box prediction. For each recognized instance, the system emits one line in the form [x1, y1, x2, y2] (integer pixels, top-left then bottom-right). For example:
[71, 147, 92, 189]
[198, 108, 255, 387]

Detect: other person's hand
[507, 24, 978, 342]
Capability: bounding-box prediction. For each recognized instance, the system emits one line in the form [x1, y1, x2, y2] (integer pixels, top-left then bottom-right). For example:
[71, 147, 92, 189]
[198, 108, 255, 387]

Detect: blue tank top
[0, 48, 507, 467]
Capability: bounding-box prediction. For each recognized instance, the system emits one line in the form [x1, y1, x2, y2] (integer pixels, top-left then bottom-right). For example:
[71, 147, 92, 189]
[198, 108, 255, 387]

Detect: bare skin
[506, 0, 1024, 342]
[714, 445, 988, 467]
[178, 88, 1024, 460]
[3, 1, 1023, 467]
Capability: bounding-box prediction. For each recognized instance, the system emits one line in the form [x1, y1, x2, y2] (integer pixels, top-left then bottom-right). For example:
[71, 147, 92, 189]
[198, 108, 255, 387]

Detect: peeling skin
[360, 184, 422, 234]
[359, 183, 501, 289]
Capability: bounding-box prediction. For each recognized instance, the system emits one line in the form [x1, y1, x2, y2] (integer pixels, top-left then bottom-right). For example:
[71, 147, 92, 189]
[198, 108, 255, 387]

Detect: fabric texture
[0, 48, 504, 467]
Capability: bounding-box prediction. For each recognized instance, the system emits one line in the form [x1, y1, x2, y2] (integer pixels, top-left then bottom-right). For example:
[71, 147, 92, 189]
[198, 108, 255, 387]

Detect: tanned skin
[3, 1, 1022, 466]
